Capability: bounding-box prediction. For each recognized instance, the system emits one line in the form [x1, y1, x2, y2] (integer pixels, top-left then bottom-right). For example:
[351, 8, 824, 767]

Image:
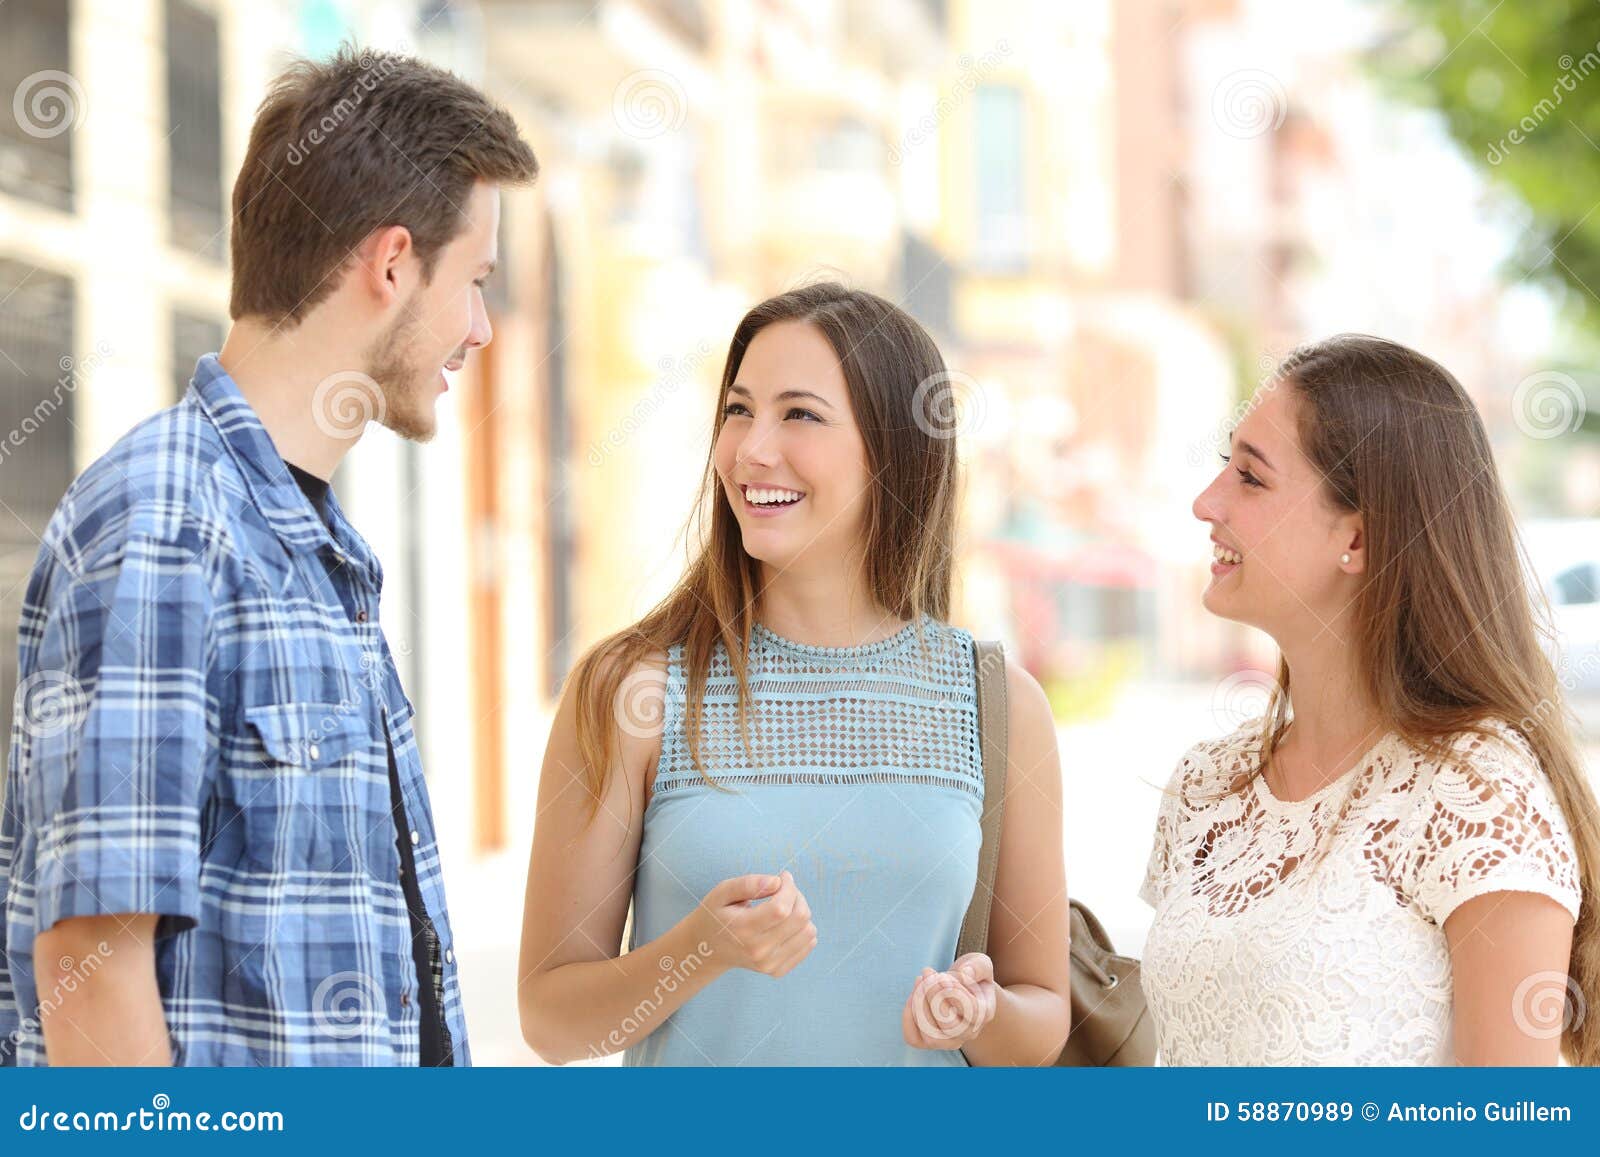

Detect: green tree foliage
[1382, 0, 1600, 432]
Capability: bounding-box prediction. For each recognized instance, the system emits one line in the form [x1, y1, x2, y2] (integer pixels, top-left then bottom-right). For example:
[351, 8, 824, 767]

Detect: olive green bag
[956, 639, 1156, 1066]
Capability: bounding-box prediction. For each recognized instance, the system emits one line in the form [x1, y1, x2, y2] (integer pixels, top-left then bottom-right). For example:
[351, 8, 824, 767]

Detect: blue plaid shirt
[0, 355, 469, 1065]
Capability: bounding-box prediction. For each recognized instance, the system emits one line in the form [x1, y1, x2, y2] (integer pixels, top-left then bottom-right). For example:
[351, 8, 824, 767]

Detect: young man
[0, 48, 537, 1065]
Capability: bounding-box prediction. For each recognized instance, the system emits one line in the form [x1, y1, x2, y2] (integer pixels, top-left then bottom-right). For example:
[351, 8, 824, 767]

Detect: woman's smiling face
[1191, 380, 1364, 641]
[713, 320, 873, 572]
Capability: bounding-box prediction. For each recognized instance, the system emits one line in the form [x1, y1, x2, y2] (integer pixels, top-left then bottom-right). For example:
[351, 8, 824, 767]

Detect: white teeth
[747, 487, 804, 506]
[1213, 544, 1243, 565]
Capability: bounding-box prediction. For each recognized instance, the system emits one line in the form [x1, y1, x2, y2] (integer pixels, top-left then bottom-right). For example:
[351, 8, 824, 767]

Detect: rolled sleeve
[24, 535, 212, 939]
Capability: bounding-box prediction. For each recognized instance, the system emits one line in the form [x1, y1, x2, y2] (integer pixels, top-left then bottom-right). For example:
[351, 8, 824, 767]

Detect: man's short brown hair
[229, 47, 538, 325]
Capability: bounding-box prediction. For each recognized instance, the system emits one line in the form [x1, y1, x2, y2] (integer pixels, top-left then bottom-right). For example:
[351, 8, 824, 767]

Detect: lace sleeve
[1401, 725, 1583, 927]
[1139, 759, 1187, 909]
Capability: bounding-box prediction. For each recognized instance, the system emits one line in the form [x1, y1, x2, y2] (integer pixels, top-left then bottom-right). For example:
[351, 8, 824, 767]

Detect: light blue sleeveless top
[624, 614, 984, 1066]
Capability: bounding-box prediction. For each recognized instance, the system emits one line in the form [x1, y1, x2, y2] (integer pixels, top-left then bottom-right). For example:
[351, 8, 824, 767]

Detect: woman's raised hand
[694, 868, 818, 978]
[901, 951, 999, 1050]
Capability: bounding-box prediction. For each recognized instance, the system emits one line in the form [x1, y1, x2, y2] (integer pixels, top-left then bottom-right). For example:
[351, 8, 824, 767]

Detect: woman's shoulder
[1394, 716, 1583, 925]
[892, 615, 987, 689]
[1385, 716, 1532, 785]
[1163, 717, 1265, 805]
[1182, 715, 1264, 775]
[561, 635, 673, 743]
[917, 614, 977, 653]
[1398, 716, 1557, 810]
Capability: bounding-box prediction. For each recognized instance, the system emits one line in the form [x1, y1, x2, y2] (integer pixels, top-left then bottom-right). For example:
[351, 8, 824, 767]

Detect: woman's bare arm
[516, 655, 729, 1063]
[959, 658, 1073, 1066]
[1445, 890, 1575, 1065]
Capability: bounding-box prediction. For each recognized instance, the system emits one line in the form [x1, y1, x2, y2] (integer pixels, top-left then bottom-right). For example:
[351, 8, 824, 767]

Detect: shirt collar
[188, 354, 380, 581]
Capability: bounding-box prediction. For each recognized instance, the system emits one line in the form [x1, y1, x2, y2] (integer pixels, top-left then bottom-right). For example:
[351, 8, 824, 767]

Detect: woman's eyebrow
[727, 384, 836, 410]
[1227, 432, 1276, 472]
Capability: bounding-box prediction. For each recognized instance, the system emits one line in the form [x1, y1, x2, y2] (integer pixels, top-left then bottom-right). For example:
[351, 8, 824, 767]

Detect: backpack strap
[955, 638, 1008, 960]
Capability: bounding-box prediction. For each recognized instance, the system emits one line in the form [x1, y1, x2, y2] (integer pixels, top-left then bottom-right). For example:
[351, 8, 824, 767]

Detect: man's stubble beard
[364, 288, 438, 443]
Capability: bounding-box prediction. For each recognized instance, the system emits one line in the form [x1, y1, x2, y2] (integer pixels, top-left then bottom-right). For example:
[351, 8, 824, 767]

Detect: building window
[171, 309, 225, 402]
[974, 84, 1026, 269]
[0, 257, 77, 770]
[0, 0, 77, 212]
[165, 0, 225, 260]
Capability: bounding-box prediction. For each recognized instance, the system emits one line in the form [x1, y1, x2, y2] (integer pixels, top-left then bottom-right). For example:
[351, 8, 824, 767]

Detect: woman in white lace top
[1142, 335, 1598, 1066]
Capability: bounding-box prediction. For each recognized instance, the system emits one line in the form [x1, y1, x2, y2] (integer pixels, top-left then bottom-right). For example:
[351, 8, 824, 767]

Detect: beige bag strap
[955, 638, 1008, 960]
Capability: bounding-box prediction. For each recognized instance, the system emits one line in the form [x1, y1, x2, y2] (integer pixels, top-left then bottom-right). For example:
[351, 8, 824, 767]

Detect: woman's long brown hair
[1254, 334, 1600, 1064]
[570, 282, 961, 825]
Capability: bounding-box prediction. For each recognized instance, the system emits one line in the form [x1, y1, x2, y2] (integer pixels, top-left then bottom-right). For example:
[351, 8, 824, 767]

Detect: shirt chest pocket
[235, 702, 391, 874]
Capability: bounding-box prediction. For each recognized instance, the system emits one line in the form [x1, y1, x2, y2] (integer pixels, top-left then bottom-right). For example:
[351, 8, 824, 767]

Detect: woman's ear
[1339, 518, 1364, 573]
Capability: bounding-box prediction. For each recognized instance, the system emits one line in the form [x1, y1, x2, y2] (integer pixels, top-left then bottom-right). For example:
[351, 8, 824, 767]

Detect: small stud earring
[1340, 552, 1352, 565]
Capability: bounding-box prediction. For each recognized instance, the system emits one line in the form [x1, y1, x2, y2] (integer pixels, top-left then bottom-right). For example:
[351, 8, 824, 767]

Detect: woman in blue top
[516, 283, 1070, 1065]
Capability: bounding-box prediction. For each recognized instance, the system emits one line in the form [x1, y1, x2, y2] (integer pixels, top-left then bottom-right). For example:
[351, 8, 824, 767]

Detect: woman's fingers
[950, 952, 995, 985]
[754, 869, 801, 928]
[903, 971, 939, 1045]
[711, 872, 783, 907]
[767, 915, 819, 977]
[902, 985, 921, 1045]
[905, 960, 1002, 1049]
[728, 869, 816, 974]
[946, 954, 998, 1031]
[915, 970, 986, 1044]
[751, 869, 791, 914]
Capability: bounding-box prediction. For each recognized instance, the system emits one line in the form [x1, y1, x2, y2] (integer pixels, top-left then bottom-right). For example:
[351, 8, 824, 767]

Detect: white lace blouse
[1139, 718, 1583, 1065]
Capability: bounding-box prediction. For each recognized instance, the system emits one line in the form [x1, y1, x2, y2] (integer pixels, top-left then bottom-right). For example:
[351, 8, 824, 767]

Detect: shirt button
[307, 743, 321, 761]
[400, 992, 411, 1008]
[444, 947, 454, 966]
[410, 830, 420, 846]
[355, 609, 369, 622]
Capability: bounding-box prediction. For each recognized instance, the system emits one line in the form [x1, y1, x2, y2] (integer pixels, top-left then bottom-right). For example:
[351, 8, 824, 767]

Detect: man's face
[365, 181, 499, 441]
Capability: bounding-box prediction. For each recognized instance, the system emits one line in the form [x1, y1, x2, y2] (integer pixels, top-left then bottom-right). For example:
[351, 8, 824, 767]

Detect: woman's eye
[722, 403, 751, 418]
[1220, 453, 1262, 488]
[787, 408, 821, 422]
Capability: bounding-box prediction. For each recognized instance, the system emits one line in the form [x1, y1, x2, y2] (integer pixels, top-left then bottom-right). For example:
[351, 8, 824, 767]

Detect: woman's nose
[736, 423, 780, 468]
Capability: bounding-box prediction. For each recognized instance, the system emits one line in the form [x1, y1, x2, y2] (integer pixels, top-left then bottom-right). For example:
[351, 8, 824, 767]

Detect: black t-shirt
[285, 462, 452, 1066]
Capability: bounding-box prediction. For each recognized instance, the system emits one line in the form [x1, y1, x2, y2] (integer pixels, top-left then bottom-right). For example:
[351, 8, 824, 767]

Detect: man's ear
[355, 224, 415, 309]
